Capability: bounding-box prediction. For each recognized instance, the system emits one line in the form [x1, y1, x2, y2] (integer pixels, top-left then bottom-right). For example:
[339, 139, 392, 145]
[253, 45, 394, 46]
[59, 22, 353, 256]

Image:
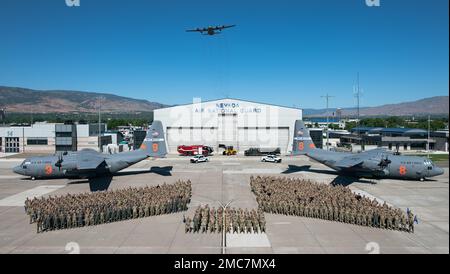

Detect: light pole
[321, 93, 335, 151]
[354, 73, 364, 151]
[98, 96, 102, 152]
[427, 115, 431, 157]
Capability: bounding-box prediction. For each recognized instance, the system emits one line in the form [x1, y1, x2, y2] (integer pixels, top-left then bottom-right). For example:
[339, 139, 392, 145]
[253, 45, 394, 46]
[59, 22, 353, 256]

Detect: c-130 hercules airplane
[13, 121, 167, 181]
[291, 120, 444, 181]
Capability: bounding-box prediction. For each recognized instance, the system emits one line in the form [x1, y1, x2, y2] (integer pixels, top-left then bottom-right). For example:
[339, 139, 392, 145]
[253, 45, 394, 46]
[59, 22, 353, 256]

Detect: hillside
[0, 86, 447, 117]
[303, 96, 449, 117]
[0, 86, 167, 113]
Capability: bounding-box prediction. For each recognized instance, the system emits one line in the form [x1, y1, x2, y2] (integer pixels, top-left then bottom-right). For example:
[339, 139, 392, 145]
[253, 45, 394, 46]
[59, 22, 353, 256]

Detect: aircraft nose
[434, 166, 445, 177]
[13, 165, 23, 175]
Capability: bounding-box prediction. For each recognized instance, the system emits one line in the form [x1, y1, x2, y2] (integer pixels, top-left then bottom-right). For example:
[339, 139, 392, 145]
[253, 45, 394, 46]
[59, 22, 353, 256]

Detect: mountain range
[0, 86, 166, 114]
[303, 96, 448, 117]
[0, 86, 448, 117]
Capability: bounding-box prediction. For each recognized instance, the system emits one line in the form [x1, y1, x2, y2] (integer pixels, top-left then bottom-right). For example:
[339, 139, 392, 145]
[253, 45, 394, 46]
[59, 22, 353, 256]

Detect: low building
[304, 118, 345, 129]
[340, 127, 443, 152]
[132, 130, 147, 150]
[308, 128, 324, 149]
[0, 122, 110, 154]
[104, 131, 125, 146]
[431, 130, 449, 152]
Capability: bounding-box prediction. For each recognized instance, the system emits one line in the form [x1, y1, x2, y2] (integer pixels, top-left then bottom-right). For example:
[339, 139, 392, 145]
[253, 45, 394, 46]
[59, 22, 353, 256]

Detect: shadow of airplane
[282, 165, 336, 175]
[115, 166, 173, 177]
[67, 166, 174, 192]
[282, 164, 377, 186]
[68, 176, 113, 192]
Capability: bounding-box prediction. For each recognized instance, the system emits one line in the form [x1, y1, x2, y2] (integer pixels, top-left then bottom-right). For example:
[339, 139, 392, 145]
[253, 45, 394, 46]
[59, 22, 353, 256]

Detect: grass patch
[410, 154, 449, 162]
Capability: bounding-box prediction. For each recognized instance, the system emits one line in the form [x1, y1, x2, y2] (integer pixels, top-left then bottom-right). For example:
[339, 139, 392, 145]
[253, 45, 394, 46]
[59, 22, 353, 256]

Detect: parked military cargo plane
[291, 120, 444, 181]
[13, 121, 167, 181]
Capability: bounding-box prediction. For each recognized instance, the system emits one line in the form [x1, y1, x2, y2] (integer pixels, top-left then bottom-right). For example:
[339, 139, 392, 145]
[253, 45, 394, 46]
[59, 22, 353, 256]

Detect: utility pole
[354, 73, 363, 150]
[98, 96, 102, 152]
[321, 93, 335, 150]
[22, 127, 25, 153]
[355, 73, 361, 123]
[427, 115, 431, 157]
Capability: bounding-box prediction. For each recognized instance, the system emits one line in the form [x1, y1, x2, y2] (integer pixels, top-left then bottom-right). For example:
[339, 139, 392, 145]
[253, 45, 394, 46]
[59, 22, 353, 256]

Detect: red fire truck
[177, 145, 214, 156]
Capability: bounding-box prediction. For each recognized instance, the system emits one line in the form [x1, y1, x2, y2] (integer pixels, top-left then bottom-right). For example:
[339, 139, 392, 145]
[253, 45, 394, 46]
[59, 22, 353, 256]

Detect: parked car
[245, 147, 280, 156]
[261, 155, 282, 163]
[190, 155, 209, 163]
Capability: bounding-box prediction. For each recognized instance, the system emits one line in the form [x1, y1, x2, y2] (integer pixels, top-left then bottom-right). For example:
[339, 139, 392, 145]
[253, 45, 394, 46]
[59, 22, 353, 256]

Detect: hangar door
[238, 127, 290, 153]
[166, 127, 218, 153]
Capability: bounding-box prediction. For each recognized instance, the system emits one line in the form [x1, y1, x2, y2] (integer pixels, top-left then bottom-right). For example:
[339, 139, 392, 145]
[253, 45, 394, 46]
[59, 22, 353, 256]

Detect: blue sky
[0, 0, 448, 109]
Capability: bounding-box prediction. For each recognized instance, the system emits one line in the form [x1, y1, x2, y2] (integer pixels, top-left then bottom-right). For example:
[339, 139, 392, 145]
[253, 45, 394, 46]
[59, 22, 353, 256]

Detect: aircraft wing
[77, 152, 106, 171]
[334, 156, 364, 169]
[216, 24, 236, 30]
[186, 28, 206, 32]
[360, 148, 393, 155]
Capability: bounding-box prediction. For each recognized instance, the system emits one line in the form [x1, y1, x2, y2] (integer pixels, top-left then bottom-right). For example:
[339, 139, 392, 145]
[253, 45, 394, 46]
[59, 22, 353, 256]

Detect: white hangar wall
[154, 98, 302, 154]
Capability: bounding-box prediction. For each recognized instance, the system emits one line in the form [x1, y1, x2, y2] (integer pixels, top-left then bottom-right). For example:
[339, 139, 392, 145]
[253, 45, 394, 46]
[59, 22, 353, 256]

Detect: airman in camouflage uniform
[24, 180, 192, 233]
[185, 205, 267, 234]
[250, 176, 412, 233]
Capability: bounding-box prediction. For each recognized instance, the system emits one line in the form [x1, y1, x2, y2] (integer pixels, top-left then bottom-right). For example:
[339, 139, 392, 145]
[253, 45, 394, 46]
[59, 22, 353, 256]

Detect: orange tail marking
[152, 143, 159, 152]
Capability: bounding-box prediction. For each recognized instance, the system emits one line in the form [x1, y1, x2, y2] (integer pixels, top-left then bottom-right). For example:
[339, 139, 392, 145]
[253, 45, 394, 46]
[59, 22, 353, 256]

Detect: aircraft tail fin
[292, 120, 317, 155]
[140, 120, 167, 158]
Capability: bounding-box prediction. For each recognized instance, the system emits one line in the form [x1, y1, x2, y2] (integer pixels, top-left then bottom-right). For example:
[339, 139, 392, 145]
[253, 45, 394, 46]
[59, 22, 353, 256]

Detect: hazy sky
[0, 0, 448, 109]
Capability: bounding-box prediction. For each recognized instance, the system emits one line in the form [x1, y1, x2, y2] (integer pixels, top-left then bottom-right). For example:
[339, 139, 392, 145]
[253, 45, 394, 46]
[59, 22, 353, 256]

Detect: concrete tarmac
[0, 155, 448, 254]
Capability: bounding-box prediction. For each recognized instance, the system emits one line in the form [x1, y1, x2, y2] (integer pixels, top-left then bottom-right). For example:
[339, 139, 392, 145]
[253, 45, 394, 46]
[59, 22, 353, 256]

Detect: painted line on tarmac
[0, 175, 24, 179]
[0, 185, 65, 207]
[222, 162, 241, 165]
[223, 169, 285, 174]
[226, 233, 271, 248]
[0, 159, 25, 162]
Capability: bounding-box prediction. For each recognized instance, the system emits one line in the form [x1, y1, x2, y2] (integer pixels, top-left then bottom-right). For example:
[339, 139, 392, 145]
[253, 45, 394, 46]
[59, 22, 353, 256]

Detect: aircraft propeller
[378, 155, 391, 168]
[55, 152, 64, 170]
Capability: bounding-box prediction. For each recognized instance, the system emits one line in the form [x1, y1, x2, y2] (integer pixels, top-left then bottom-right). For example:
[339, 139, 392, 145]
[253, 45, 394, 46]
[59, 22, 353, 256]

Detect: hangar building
[154, 98, 302, 154]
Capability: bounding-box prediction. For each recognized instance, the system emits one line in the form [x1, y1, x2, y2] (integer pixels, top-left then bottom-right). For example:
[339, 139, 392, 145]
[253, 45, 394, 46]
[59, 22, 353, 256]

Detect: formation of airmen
[185, 205, 266, 234]
[24, 180, 192, 233]
[250, 176, 416, 233]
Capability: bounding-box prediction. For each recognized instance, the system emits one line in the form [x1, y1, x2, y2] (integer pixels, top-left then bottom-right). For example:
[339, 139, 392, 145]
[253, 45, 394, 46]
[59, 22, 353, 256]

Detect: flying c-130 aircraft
[291, 120, 444, 181]
[186, 24, 236, 35]
[13, 121, 167, 180]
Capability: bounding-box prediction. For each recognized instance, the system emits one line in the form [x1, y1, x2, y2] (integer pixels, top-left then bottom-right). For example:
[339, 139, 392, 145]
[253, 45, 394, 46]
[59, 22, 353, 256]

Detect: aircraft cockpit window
[424, 159, 432, 166]
[21, 160, 31, 169]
